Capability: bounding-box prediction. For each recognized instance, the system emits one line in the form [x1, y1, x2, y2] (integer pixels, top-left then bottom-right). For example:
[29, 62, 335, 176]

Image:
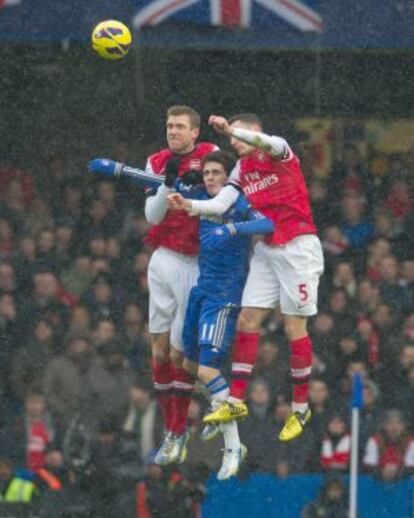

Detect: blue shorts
[183, 286, 239, 369]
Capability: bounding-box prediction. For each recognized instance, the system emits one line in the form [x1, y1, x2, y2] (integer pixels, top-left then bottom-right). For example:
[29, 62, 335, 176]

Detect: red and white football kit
[229, 145, 323, 316]
[188, 131, 323, 409]
[144, 141, 217, 436]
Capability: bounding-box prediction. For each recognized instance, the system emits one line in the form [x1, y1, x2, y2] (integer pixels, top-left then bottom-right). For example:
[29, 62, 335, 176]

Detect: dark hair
[166, 105, 201, 129]
[228, 113, 262, 128]
[25, 388, 44, 400]
[201, 150, 237, 177]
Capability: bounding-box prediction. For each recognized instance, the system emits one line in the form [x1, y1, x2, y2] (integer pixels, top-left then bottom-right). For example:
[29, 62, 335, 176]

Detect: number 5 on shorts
[299, 283, 308, 302]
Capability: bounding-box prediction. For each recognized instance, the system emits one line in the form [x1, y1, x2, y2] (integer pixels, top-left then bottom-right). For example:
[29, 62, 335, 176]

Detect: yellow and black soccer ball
[92, 20, 132, 60]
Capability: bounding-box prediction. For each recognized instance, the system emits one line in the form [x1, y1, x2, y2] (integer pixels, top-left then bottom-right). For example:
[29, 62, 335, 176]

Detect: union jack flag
[133, 0, 323, 32]
[0, 0, 21, 7]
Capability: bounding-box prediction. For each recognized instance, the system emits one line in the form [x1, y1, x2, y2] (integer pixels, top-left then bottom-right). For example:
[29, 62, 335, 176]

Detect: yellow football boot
[203, 401, 249, 424]
[279, 409, 312, 442]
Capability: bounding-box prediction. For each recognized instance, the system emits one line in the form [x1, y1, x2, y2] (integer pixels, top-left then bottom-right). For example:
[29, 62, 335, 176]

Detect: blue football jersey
[178, 183, 257, 304]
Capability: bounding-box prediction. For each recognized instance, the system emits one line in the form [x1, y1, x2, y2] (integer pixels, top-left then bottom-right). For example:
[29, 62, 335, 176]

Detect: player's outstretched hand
[208, 115, 232, 136]
[201, 224, 234, 249]
[164, 157, 181, 187]
[88, 159, 124, 178]
[167, 193, 192, 212]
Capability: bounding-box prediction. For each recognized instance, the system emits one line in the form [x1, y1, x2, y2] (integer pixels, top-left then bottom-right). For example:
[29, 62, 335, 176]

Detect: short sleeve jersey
[229, 146, 317, 245]
[144, 142, 218, 255]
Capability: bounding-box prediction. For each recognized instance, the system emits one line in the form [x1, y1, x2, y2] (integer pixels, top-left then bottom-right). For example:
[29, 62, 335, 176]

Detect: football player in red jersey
[144, 105, 218, 464]
[170, 113, 324, 442]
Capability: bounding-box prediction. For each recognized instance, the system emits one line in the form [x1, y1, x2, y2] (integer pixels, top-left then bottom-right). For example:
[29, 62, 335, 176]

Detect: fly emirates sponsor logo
[243, 171, 278, 195]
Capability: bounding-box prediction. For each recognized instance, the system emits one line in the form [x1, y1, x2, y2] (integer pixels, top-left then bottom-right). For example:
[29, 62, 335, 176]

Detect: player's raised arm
[209, 114, 291, 159]
[170, 184, 240, 217]
[87, 158, 164, 189]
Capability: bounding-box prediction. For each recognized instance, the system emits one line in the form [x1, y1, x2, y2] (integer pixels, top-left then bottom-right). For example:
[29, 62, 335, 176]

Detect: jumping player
[169, 113, 324, 442]
[88, 105, 217, 464]
[169, 150, 274, 479]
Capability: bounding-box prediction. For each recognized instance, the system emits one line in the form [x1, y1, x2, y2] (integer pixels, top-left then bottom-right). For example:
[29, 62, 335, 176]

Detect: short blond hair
[166, 105, 201, 129]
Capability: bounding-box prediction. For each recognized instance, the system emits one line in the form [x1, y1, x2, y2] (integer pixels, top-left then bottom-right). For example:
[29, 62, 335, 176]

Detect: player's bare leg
[203, 307, 270, 424]
[279, 315, 312, 442]
[199, 365, 246, 480]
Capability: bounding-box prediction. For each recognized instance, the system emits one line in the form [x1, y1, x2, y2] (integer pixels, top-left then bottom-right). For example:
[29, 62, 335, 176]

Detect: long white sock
[292, 402, 308, 414]
[220, 420, 241, 451]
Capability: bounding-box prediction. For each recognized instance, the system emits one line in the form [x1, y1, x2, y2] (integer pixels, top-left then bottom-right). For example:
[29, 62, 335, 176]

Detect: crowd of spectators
[0, 137, 412, 517]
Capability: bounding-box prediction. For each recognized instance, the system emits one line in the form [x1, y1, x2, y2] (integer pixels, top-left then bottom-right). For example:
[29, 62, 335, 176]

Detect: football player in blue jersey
[167, 151, 274, 480]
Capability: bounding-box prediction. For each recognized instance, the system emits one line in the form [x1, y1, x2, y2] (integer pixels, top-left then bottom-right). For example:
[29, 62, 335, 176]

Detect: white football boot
[154, 431, 188, 465]
[217, 444, 247, 481]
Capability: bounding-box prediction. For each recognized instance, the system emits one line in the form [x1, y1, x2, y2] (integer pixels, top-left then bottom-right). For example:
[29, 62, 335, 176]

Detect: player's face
[229, 120, 260, 157]
[166, 115, 199, 154]
[202, 161, 228, 196]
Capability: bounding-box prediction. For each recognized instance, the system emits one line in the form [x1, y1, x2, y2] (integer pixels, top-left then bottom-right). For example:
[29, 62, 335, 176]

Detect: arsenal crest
[189, 159, 201, 170]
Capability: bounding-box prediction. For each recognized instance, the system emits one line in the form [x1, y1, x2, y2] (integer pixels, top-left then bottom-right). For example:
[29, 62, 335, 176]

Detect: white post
[349, 407, 359, 518]
[349, 373, 363, 518]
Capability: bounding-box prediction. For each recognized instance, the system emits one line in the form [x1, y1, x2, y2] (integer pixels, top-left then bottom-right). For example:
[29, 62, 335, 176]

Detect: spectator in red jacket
[363, 409, 414, 482]
[320, 413, 351, 472]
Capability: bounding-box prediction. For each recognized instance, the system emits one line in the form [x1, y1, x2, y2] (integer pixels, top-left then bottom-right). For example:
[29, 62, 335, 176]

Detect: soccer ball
[91, 20, 132, 60]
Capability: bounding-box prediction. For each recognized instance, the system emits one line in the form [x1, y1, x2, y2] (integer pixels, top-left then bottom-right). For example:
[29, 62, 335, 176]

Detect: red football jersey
[144, 142, 218, 255]
[229, 147, 317, 246]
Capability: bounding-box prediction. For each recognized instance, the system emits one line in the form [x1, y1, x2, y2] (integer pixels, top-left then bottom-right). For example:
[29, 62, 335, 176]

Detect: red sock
[152, 359, 174, 431]
[290, 335, 312, 405]
[170, 366, 194, 435]
[230, 331, 259, 400]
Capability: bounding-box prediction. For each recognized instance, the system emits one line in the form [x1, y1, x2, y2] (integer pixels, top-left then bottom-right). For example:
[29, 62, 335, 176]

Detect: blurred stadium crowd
[0, 131, 412, 517]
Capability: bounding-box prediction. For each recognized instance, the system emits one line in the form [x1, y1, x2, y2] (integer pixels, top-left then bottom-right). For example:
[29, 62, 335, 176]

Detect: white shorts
[241, 234, 324, 316]
[147, 247, 199, 350]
